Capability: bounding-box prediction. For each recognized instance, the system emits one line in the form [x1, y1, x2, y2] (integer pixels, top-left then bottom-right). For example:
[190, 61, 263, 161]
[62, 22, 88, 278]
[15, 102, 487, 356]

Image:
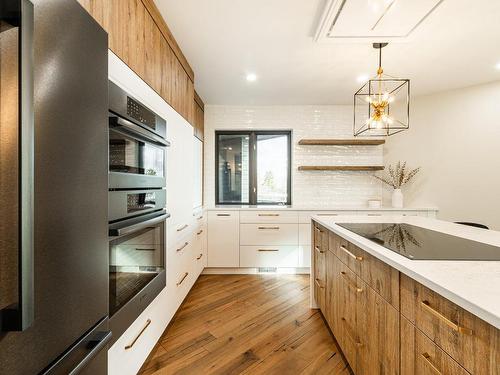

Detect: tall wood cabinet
[77, 0, 196, 124]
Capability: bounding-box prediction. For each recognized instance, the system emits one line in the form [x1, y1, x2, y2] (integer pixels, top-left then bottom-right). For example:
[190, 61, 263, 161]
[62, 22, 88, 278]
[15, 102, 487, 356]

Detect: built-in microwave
[108, 80, 170, 190]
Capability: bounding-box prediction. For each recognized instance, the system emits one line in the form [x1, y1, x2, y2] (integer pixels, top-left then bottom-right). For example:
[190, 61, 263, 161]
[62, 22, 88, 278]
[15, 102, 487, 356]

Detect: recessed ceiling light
[246, 73, 257, 82]
[357, 74, 369, 83]
[495, 62, 500, 70]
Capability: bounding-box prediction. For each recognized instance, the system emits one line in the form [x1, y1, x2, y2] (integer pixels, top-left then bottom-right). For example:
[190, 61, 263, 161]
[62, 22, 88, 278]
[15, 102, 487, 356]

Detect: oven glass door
[109, 221, 165, 316]
[109, 128, 165, 178]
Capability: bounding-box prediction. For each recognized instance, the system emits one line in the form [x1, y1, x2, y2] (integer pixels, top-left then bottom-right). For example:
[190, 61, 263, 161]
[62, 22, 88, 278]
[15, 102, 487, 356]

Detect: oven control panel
[127, 97, 156, 130]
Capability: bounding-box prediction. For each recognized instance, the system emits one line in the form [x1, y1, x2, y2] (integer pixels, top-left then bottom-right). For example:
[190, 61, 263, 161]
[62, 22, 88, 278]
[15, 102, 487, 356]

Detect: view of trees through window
[216, 131, 291, 205]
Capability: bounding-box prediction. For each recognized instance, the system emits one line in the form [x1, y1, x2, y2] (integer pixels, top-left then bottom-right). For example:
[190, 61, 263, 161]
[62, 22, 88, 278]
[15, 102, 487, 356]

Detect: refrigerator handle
[0, 0, 34, 331]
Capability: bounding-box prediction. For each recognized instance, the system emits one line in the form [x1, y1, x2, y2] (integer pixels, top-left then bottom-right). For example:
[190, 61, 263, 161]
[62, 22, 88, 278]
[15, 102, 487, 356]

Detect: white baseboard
[202, 267, 311, 275]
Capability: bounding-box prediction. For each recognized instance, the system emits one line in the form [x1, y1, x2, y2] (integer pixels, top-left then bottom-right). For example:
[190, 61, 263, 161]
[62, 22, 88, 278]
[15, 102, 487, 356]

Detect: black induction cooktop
[338, 223, 500, 260]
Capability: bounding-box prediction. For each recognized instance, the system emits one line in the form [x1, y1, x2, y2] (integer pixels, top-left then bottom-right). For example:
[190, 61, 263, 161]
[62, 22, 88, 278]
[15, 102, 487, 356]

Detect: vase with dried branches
[374, 161, 420, 208]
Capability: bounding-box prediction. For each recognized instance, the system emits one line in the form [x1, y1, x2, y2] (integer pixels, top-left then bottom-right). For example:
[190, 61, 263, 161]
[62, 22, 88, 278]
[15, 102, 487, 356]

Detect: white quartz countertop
[206, 205, 438, 212]
[311, 215, 500, 329]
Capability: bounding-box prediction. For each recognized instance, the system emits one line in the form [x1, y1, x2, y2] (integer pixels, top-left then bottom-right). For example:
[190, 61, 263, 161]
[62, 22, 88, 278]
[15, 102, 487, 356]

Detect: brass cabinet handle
[258, 248, 279, 252]
[177, 224, 188, 232]
[258, 213, 280, 217]
[314, 245, 325, 254]
[217, 213, 230, 217]
[125, 319, 151, 350]
[135, 248, 155, 251]
[314, 278, 325, 289]
[258, 226, 280, 230]
[339, 245, 363, 261]
[315, 227, 323, 233]
[196, 253, 203, 260]
[176, 242, 189, 252]
[421, 353, 442, 375]
[367, 213, 382, 216]
[176, 272, 189, 286]
[197, 215, 204, 220]
[197, 229, 203, 235]
[317, 213, 338, 216]
[341, 317, 363, 347]
[340, 271, 363, 293]
[420, 300, 473, 335]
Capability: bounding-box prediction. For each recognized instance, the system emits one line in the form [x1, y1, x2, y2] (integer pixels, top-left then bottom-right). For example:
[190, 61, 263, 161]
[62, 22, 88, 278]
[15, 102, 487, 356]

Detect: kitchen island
[311, 215, 499, 375]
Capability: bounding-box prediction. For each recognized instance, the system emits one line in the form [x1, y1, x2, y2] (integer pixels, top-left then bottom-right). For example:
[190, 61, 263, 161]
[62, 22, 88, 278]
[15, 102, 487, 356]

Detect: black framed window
[216, 131, 291, 205]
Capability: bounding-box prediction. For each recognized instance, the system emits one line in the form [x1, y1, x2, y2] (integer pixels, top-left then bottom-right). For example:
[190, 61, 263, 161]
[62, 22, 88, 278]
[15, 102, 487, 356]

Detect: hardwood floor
[139, 274, 351, 375]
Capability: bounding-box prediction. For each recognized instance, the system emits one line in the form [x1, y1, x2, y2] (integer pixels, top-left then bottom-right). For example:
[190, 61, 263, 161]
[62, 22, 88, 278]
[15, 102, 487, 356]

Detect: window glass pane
[217, 134, 250, 203]
[256, 134, 289, 204]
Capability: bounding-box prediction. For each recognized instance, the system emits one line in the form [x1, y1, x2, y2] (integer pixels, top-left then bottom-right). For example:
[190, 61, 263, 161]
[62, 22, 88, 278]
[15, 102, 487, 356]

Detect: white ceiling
[154, 0, 500, 105]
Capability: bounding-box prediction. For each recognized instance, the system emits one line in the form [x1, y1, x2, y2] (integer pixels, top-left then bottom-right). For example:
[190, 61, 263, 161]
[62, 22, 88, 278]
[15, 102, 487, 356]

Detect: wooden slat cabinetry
[323, 231, 400, 374]
[401, 274, 499, 375]
[77, 0, 195, 123]
[193, 91, 205, 140]
[313, 222, 500, 375]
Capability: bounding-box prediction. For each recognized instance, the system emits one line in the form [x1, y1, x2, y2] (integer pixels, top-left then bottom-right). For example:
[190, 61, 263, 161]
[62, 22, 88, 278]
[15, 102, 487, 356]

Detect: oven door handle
[110, 116, 171, 147]
[109, 213, 170, 237]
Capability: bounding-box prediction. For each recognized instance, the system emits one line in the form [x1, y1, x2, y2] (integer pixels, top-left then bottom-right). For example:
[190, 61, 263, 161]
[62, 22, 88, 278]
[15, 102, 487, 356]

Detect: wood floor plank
[139, 274, 350, 375]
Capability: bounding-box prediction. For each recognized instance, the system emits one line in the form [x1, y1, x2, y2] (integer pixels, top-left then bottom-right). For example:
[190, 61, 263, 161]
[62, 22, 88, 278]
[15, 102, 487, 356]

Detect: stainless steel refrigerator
[0, 0, 110, 374]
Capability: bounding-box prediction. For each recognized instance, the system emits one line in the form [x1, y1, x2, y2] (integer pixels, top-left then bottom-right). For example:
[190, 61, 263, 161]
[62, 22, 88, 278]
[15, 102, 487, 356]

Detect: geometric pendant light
[354, 43, 410, 137]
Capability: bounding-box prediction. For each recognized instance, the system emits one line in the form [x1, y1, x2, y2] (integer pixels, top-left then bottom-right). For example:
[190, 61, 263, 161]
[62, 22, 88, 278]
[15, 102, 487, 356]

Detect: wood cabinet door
[325, 250, 339, 336]
[401, 317, 470, 375]
[336, 261, 361, 373]
[357, 281, 400, 375]
[401, 275, 499, 375]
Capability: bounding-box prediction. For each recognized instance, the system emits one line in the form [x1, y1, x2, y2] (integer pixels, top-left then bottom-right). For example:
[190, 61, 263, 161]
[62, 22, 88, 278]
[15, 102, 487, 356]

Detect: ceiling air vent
[314, 0, 445, 43]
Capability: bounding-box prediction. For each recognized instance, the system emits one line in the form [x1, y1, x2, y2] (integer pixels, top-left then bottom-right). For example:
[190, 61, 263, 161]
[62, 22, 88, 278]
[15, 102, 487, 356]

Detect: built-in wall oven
[108, 81, 170, 343]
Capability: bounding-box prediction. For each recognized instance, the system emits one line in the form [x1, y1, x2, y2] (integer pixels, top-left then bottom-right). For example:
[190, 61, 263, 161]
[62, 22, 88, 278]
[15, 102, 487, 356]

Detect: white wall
[204, 105, 384, 208]
[384, 81, 500, 230]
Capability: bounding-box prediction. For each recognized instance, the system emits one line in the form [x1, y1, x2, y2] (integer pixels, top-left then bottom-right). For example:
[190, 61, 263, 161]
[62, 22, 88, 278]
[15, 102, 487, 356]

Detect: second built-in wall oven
[108, 81, 170, 343]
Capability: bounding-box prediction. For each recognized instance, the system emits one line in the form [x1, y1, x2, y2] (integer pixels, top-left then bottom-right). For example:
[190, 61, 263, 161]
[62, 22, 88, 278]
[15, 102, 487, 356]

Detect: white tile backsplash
[204, 105, 384, 207]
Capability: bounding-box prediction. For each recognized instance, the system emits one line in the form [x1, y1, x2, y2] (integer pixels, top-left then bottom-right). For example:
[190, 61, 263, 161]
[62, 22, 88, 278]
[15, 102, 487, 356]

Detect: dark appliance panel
[109, 80, 166, 140]
[0, 0, 109, 374]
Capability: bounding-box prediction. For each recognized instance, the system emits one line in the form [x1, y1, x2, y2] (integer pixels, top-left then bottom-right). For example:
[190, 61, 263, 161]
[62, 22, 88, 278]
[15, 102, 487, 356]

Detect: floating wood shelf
[298, 165, 384, 171]
[298, 139, 385, 146]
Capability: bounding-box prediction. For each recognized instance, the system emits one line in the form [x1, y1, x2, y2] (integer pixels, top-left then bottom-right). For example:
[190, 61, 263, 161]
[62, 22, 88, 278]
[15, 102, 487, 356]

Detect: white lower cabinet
[207, 211, 240, 267]
[240, 223, 299, 246]
[240, 246, 299, 267]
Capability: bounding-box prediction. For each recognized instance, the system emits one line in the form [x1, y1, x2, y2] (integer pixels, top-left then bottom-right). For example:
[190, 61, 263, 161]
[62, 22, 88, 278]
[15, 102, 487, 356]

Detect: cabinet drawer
[240, 210, 298, 224]
[401, 317, 470, 375]
[329, 231, 363, 275]
[240, 246, 299, 268]
[401, 274, 500, 374]
[240, 223, 298, 246]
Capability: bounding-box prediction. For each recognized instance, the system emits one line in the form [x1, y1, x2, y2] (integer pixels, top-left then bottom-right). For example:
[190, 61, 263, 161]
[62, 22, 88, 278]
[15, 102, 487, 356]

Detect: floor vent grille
[258, 267, 277, 273]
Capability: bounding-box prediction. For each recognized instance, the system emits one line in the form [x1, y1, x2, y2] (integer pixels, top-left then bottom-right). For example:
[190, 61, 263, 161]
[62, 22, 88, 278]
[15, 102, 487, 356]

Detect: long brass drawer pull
[176, 272, 189, 286]
[176, 242, 189, 252]
[258, 226, 280, 230]
[196, 253, 203, 260]
[197, 215, 204, 220]
[340, 245, 363, 261]
[314, 278, 324, 289]
[420, 300, 473, 335]
[125, 319, 151, 350]
[258, 249, 279, 252]
[197, 229, 203, 235]
[341, 317, 363, 347]
[340, 271, 363, 293]
[177, 224, 188, 232]
[217, 213, 231, 217]
[314, 246, 325, 254]
[421, 353, 442, 375]
[315, 227, 323, 233]
[258, 213, 279, 217]
[135, 248, 155, 251]
[317, 213, 338, 216]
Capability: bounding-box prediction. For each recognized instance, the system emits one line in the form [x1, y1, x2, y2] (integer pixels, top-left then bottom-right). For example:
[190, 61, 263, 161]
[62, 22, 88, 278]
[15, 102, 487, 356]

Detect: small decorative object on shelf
[374, 161, 420, 208]
[368, 198, 382, 209]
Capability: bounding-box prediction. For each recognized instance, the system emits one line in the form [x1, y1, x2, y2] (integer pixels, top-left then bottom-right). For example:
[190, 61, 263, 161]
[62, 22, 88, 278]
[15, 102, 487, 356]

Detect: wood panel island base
[310, 218, 500, 375]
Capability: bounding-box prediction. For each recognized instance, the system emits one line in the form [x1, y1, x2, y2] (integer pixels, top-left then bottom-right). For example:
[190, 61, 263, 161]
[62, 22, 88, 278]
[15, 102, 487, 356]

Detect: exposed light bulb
[246, 73, 257, 82]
